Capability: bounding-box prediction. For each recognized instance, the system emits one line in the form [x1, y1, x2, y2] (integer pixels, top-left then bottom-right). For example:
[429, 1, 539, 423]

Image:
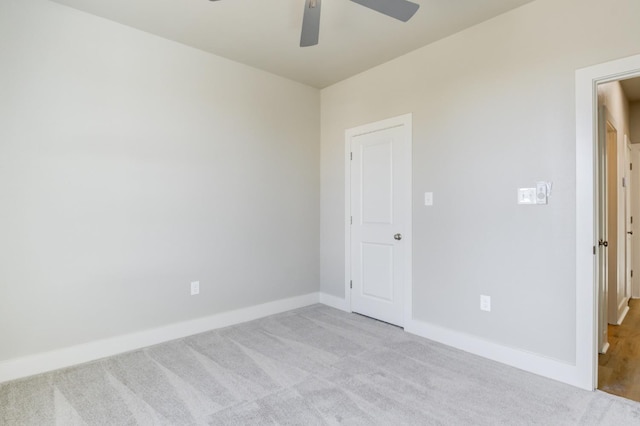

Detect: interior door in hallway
[597, 107, 609, 353]
[632, 144, 640, 298]
[625, 141, 633, 303]
[347, 116, 411, 327]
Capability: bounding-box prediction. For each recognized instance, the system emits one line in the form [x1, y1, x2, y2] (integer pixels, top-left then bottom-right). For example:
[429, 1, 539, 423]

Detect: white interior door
[605, 119, 630, 325]
[597, 106, 609, 354]
[606, 120, 624, 325]
[347, 116, 411, 327]
[625, 141, 633, 302]
[632, 144, 640, 299]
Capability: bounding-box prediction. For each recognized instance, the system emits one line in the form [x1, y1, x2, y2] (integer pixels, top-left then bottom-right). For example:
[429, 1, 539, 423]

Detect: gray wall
[320, 0, 640, 363]
[0, 0, 320, 362]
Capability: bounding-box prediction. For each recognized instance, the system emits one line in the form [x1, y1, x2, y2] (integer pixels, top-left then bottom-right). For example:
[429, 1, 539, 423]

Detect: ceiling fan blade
[300, 0, 321, 47]
[350, 0, 419, 22]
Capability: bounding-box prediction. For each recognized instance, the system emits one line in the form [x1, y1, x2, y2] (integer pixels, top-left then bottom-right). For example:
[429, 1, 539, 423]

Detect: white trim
[319, 292, 349, 312]
[0, 292, 320, 384]
[576, 52, 640, 391]
[344, 113, 413, 325]
[615, 304, 630, 326]
[344, 134, 353, 313]
[403, 119, 414, 327]
[405, 319, 584, 388]
[319, 294, 587, 386]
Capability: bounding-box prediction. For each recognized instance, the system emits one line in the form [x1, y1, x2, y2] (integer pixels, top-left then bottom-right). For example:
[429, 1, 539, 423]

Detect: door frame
[631, 143, 640, 299]
[605, 117, 622, 326]
[576, 53, 640, 390]
[344, 113, 413, 326]
[624, 137, 633, 302]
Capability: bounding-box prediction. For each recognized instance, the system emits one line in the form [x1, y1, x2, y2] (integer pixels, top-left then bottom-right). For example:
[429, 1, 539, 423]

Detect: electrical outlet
[480, 295, 491, 312]
[191, 281, 200, 296]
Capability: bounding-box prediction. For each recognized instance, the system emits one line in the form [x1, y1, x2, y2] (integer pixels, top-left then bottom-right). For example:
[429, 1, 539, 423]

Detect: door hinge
[593, 246, 596, 255]
[350, 280, 352, 289]
[632, 216, 634, 224]
[350, 216, 352, 225]
[350, 152, 353, 161]
[632, 270, 634, 278]
[631, 163, 633, 171]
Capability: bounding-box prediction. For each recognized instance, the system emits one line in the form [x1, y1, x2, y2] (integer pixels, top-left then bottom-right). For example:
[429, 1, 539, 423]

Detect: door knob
[394, 233, 402, 241]
[628, 231, 633, 235]
[599, 239, 609, 247]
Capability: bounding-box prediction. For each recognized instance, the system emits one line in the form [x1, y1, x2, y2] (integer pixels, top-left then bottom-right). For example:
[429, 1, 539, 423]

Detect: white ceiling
[50, 0, 535, 88]
[621, 77, 640, 102]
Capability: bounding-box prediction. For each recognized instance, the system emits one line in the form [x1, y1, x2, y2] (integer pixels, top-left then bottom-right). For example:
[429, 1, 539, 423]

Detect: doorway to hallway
[595, 76, 640, 401]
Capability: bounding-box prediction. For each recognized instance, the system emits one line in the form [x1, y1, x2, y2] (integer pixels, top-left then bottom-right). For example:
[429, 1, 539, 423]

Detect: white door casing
[345, 114, 412, 327]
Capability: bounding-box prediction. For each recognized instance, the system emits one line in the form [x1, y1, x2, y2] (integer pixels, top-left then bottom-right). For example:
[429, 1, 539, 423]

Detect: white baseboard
[0, 292, 320, 384]
[319, 292, 349, 312]
[616, 305, 630, 325]
[4, 293, 585, 389]
[315, 295, 583, 388]
[405, 318, 585, 389]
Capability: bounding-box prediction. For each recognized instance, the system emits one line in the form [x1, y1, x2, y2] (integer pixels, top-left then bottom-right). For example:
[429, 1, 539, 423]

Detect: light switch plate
[424, 192, 433, 206]
[536, 182, 548, 204]
[518, 188, 536, 205]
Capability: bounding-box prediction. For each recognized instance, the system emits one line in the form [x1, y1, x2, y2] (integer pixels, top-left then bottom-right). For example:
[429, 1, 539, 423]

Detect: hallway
[599, 299, 640, 401]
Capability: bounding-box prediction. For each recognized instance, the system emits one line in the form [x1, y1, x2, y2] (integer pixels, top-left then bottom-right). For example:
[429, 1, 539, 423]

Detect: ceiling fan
[209, 0, 420, 47]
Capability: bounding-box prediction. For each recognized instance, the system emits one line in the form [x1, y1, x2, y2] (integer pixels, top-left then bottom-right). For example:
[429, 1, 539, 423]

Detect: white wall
[599, 82, 630, 138]
[631, 102, 640, 143]
[320, 0, 640, 363]
[0, 0, 319, 362]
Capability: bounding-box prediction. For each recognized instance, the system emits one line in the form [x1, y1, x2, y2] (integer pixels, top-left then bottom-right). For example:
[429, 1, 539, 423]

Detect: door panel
[362, 142, 393, 224]
[361, 243, 394, 300]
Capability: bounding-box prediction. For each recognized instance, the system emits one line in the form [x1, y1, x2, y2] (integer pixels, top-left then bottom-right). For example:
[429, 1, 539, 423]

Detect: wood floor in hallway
[599, 298, 640, 402]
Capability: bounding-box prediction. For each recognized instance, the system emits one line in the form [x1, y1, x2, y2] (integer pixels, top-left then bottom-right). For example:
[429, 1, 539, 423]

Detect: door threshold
[352, 312, 404, 329]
